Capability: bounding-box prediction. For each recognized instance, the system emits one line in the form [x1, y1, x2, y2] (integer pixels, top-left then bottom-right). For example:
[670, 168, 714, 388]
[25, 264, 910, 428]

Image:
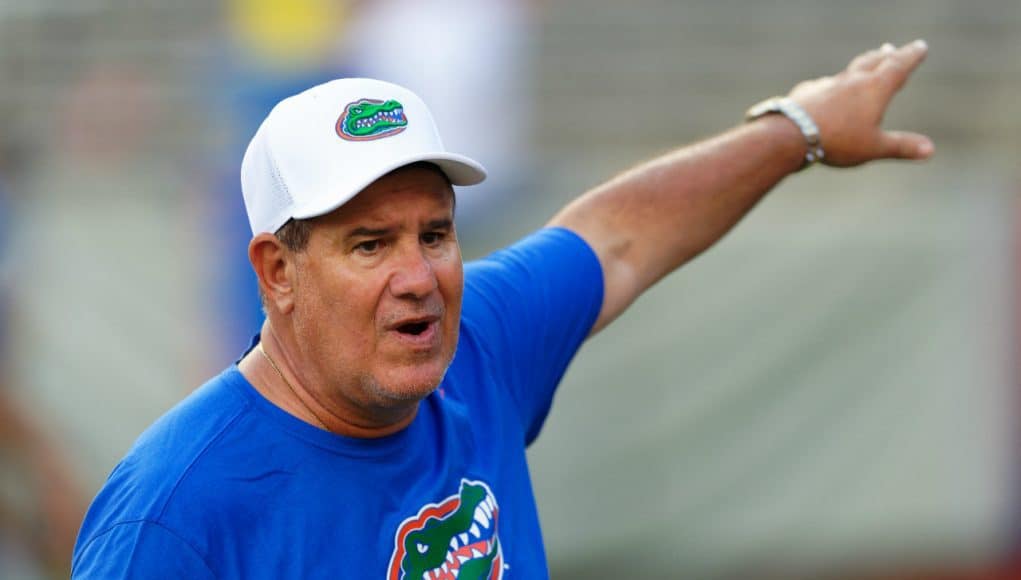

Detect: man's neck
[237, 329, 419, 439]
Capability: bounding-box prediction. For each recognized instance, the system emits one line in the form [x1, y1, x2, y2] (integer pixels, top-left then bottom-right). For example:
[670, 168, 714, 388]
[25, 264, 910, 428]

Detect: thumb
[878, 130, 935, 160]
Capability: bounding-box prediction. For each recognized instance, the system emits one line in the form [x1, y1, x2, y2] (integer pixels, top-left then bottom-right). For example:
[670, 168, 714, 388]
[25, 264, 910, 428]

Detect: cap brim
[426, 153, 487, 187]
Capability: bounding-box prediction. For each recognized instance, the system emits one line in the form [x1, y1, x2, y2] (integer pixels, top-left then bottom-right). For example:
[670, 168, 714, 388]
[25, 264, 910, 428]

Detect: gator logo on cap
[387, 479, 504, 580]
[336, 98, 407, 141]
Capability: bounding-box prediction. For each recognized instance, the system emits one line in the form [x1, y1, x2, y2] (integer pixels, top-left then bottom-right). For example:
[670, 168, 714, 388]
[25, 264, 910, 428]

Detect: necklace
[257, 343, 330, 431]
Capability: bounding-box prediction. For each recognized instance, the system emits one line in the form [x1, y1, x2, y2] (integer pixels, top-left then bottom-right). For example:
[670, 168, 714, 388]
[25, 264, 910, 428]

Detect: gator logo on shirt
[387, 479, 503, 579]
[336, 98, 407, 141]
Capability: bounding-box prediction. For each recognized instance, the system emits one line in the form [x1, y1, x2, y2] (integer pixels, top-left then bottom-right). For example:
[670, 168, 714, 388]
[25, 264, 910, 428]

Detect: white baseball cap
[240, 78, 487, 236]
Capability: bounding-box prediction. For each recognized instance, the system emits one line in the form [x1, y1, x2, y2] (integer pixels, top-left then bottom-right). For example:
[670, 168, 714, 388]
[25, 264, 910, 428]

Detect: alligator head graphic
[388, 479, 503, 580]
[336, 98, 407, 141]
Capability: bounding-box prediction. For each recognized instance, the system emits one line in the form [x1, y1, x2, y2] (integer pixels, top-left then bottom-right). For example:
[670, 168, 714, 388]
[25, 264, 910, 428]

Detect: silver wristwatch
[745, 97, 825, 169]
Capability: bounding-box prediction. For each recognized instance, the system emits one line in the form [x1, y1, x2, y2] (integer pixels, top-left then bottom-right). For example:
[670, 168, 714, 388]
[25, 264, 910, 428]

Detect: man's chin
[364, 366, 448, 405]
[375, 382, 439, 404]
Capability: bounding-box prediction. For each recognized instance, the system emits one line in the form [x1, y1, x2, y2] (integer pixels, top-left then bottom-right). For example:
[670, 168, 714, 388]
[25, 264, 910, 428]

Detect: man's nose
[388, 246, 438, 299]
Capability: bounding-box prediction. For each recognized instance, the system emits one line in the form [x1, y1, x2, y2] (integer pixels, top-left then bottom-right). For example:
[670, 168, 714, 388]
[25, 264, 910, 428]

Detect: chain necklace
[257, 343, 330, 431]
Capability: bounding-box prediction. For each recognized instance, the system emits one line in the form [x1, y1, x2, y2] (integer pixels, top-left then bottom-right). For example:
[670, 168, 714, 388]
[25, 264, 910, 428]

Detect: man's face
[289, 164, 463, 415]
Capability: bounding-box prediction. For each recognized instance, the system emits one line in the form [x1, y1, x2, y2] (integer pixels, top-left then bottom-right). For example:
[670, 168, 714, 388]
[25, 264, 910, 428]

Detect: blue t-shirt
[72, 227, 603, 579]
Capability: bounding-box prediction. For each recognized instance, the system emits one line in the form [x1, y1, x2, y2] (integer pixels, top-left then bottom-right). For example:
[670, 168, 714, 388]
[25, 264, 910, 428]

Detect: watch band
[745, 97, 825, 169]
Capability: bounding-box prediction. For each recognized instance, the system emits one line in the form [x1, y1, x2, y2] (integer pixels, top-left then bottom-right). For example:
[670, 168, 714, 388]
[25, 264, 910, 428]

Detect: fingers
[878, 130, 935, 160]
[876, 39, 929, 92]
[849, 42, 897, 72]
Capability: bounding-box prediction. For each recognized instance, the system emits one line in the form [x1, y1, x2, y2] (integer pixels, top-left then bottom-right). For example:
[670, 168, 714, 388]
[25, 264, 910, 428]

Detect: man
[72, 41, 933, 578]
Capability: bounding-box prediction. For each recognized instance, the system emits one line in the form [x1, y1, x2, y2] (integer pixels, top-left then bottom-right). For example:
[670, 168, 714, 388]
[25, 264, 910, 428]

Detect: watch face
[777, 99, 820, 141]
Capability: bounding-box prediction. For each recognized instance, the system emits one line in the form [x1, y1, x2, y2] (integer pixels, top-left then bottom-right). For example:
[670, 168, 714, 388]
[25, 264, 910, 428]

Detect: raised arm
[549, 40, 934, 334]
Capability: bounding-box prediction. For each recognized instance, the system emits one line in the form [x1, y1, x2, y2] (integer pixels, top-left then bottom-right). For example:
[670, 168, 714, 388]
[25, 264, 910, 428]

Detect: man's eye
[355, 240, 381, 253]
[421, 232, 445, 246]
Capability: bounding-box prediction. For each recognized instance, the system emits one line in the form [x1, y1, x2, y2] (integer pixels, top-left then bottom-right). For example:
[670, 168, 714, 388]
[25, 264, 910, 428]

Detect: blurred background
[0, 0, 1018, 578]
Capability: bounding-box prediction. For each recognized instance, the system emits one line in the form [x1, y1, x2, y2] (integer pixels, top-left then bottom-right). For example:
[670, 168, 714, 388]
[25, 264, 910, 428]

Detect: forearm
[550, 115, 806, 332]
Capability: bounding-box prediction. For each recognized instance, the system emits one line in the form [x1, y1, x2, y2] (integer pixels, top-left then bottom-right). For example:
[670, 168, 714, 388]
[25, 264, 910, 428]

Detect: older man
[73, 41, 932, 578]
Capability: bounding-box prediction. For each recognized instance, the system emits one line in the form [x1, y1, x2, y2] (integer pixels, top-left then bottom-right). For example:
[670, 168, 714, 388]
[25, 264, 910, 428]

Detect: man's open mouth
[390, 314, 440, 340]
[397, 321, 432, 336]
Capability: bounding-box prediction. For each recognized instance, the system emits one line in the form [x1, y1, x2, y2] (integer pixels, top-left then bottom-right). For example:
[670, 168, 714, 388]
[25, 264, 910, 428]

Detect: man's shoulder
[460, 226, 602, 328]
[462, 226, 599, 314]
[130, 367, 252, 473]
[464, 227, 594, 278]
[83, 368, 253, 524]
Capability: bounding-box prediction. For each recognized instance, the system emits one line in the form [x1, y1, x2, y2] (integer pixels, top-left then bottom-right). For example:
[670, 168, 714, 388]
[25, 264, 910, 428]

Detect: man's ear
[249, 233, 296, 314]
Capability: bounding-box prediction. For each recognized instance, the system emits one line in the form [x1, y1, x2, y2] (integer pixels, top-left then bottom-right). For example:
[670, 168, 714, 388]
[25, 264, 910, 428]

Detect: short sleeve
[72, 520, 216, 580]
[461, 227, 604, 444]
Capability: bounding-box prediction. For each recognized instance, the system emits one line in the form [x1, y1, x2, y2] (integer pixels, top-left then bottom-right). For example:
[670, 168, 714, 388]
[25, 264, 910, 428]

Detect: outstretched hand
[790, 40, 934, 167]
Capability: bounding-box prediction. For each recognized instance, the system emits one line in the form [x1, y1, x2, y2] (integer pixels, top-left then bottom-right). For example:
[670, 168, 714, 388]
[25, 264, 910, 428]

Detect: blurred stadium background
[1, 0, 1018, 577]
